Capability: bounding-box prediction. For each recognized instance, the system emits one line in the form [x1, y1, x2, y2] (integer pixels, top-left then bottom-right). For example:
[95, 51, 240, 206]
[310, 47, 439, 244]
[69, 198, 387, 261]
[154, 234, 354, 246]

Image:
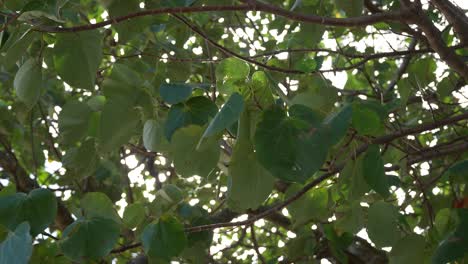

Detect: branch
[384, 38, 418, 95]
[402, 3, 468, 82]
[430, 0, 468, 44]
[32, 3, 402, 33]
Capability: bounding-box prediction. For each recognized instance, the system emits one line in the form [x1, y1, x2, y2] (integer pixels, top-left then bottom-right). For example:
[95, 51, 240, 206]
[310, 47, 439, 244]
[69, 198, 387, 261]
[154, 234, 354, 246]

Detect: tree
[0, 0, 467, 263]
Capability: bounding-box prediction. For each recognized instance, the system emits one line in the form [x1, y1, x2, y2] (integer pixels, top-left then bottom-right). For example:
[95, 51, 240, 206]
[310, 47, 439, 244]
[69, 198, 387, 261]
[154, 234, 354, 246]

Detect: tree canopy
[0, 0, 468, 263]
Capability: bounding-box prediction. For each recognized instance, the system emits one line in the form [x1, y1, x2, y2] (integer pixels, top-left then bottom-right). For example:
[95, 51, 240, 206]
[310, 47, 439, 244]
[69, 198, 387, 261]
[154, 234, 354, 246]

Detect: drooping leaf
[170, 125, 219, 177]
[335, 0, 364, 17]
[288, 24, 325, 48]
[62, 138, 99, 178]
[108, 0, 150, 43]
[291, 76, 338, 114]
[59, 217, 120, 261]
[227, 110, 275, 211]
[143, 119, 165, 152]
[0, 188, 57, 236]
[362, 145, 390, 198]
[0, 222, 32, 264]
[102, 63, 142, 106]
[322, 104, 353, 145]
[285, 183, 329, 225]
[255, 105, 330, 182]
[407, 57, 436, 88]
[58, 101, 93, 146]
[246, 71, 275, 109]
[340, 156, 370, 200]
[432, 209, 468, 264]
[141, 217, 187, 260]
[216, 57, 250, 85]
[335, 202, 365, 234]
[202, 92, 244, 139]
[0, 28, 38, 69]
[54, 30, 102, 90]
[160, 83, 193, 104]
[80, 192, 121, 223]
[99, 101, 139, 152]
[389, 234, 426, 264]
[367, 201, 400, 248]
[0, 189, 57, 236]
[13, 58, 42, 107]
[164, 96, 218, 140]
[123, 203, 145, 229]
[352, 102, 385, 136]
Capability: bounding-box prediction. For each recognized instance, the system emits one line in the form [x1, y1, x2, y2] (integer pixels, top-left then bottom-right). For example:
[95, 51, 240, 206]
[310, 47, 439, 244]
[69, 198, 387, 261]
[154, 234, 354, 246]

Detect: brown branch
[430, 0, 468, 44]
[385, 38, 418, 95]
[250, 225, 267, 264]
[402, 2, 468, 82]
[111, 243, 141, 254]
[31, 3, 403, 33]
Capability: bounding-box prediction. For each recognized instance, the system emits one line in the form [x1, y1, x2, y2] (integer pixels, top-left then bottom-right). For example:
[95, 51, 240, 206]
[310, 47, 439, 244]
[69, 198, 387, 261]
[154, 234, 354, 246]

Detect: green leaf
[3, 0, 28, 11]
[160, 83, 193, 104]
[397, 78, 412, 105]
[202, 92, 244, 139]
[216, 58, 250, 85]
[0, 188, 57, 236]
[170, 125, 219, 178]
[285, 183, 329, 225]
[288, 24, 325, 48]
[291, 76, 337, 114]
[362, 145, 390, 198]
[444, 160, 468, 183]
[81, 192, 121, 223]
[322, 104, 353, 145]
[58, 101, 92, 145]
[227, 110, 275, 211]
[87, 95, 106, 111]
[143, 119, 165, 152]
[164, 96, 218, 140]
[123, 203, 145, 229]
[352, 102, 384, 136]
[340, 156, 370, 200]
[389, 234, 426, 264]
[99, 101, 139, 152]
[367, 201, 400, 248]
[102, 63, 142, 106]
[286, 233, 316, 260]
[108, 0, 150, 43]
[13, 59, 42, 107]
[407, 57, 436, 88]
[335, 0, 363, 17]
[59, 217, 120, 261]
[437, 76, 454, 98]
[432, 209, 468, 264]
[247, 71, 275, 108]
[141, 217, 187, 260]
[0, 28, 38, 69]
[62, 138, 99, 178]
[335, 202, 365, 234]
[54, 30, 102, 90]
[255, 105, 329, 182]
[0, 222, 32, 264]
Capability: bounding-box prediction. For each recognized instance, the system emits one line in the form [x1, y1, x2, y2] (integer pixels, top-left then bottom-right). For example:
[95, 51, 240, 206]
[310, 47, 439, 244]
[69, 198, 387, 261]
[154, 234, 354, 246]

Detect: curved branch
[33, 3, 402, 33]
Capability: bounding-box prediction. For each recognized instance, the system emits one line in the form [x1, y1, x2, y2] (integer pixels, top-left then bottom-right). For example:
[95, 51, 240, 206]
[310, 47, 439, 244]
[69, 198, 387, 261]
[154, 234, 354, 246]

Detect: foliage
[0, 0, 468, 263]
